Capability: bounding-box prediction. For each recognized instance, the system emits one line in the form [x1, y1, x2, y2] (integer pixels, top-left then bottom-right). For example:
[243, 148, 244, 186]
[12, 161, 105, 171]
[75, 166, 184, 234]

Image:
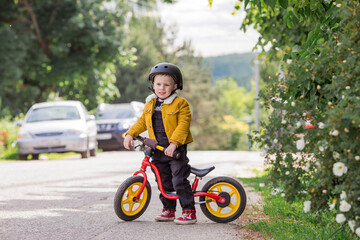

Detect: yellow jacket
[126, 93, 193, 147]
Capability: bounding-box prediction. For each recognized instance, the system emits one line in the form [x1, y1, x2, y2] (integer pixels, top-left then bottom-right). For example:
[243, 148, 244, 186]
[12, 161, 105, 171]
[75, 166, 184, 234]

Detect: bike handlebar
[134, 136, 181, 159]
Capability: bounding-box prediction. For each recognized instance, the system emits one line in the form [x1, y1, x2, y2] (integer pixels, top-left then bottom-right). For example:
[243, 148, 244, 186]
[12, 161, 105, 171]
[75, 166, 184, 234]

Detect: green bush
[250, 1, 360, 236]
[235, 0, 360, 237]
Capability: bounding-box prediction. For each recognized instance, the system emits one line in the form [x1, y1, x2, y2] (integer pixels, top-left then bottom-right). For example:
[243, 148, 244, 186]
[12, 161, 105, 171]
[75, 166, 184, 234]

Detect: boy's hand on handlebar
[123, 134, 134, 150]
[165, 143, 177, 157]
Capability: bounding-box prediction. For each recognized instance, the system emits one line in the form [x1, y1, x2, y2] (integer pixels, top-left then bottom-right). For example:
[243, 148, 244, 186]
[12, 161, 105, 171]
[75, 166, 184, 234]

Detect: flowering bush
[233, 0, 360, 236]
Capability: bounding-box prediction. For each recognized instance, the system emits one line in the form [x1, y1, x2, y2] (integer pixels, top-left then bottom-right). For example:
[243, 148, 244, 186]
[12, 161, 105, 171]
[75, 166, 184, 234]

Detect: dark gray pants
[151, 146, 195, 211]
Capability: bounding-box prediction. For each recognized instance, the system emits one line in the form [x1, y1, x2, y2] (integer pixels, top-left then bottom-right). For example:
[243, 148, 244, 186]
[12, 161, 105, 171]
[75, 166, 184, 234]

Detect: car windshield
[96, 107, 135, 120]
[26, 106, 81, 123]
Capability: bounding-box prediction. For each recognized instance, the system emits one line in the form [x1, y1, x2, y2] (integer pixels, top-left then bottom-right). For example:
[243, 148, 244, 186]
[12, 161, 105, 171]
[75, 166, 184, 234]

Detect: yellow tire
[114, 175, 151, 221]
[200, 176, 246, 223]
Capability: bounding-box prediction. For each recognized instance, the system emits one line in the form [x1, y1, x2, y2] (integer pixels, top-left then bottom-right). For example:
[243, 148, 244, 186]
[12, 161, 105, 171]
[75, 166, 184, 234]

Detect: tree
[229, 0, 359, 235]
[114, 15, 174, 103]
[0, 0, 153, 117]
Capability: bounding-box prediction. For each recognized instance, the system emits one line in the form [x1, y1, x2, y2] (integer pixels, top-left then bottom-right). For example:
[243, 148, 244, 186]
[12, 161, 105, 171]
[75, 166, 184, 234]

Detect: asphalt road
[0, 151, 264, 240]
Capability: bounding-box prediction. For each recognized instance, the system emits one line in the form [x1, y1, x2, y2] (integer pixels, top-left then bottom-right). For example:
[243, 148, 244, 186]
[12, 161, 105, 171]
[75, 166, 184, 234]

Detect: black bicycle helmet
[148, 62, 183, 90]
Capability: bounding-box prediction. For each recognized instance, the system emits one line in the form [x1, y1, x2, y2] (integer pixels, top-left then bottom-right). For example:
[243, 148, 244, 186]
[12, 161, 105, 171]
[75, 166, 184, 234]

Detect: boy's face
[153, 74, 177, 100]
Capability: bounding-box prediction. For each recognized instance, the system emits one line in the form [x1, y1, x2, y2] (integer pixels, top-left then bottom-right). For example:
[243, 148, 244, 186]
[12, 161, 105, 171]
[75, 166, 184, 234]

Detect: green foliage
[239, 176, 358, 240]
[209, 78, 254, 150]
[214, 78, 254, 119]
[0, 0, 149, 116]
[204, 53, 256, 90]
[114, 16, 172, 103]
[234, 0, 360, 236]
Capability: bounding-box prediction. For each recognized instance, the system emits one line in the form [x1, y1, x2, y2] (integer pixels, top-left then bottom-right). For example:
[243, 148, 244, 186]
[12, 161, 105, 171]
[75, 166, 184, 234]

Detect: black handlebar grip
[172, 150, 181, 160]
[135, 136, 145, 142]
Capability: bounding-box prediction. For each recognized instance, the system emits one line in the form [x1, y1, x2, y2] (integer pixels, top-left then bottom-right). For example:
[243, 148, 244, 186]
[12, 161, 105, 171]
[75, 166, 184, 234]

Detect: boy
[123, 62, 196, 224]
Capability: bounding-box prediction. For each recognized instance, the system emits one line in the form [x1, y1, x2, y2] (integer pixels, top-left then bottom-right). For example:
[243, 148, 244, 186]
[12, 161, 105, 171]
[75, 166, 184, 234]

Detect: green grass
[239, 174, 357, 240]
[0, 148, 80, 161]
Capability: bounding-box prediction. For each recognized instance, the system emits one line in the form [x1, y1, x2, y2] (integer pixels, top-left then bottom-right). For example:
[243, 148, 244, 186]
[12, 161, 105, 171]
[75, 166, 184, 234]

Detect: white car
[17, 100, 97, 160]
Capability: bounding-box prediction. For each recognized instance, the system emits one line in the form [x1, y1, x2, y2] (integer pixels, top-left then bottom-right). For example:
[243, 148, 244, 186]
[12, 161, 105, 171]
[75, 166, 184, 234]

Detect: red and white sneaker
[174, 210, 197, 225]
[154, 209, 175, 221]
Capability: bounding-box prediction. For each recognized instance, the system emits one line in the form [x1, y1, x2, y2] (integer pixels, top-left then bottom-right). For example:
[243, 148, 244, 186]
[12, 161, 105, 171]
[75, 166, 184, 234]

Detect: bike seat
[190, 166, 215, 177]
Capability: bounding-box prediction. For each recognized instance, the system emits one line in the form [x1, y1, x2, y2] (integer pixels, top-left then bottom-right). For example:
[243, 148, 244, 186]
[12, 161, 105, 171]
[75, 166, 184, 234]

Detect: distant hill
[204, 53, 256, 90]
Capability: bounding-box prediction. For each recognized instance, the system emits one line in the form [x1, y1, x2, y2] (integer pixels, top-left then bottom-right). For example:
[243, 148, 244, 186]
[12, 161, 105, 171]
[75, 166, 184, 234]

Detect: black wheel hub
[216, 192, 231, 208]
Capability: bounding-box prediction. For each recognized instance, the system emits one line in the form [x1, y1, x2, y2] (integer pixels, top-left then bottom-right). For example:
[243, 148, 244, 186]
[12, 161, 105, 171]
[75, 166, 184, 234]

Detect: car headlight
[122, 123, 129, 130]
[67, 129, 86, 137]
[17, 132, 31, 139]
[117, 123, 129, 130]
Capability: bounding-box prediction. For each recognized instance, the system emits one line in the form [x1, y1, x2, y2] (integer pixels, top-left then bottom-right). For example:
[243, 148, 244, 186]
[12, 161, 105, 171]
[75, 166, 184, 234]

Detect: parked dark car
[95, 101, 146, 151]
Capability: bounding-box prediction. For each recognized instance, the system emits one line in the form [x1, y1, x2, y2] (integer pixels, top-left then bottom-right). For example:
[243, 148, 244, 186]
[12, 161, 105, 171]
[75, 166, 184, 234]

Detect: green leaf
[279, 0, 288, 9]
[245, 0, 250, 8]
[264, 0, 276, 10]
[305, 24, 321, 48]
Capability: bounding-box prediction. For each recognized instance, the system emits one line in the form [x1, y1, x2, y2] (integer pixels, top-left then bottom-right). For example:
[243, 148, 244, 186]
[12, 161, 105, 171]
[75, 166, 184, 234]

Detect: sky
[157, 0, 260, 57]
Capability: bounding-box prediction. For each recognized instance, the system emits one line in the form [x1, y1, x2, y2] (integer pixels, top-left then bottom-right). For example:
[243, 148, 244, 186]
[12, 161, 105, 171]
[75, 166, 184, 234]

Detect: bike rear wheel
[114, 175, 151, 221]
[200, 176, 246, 223]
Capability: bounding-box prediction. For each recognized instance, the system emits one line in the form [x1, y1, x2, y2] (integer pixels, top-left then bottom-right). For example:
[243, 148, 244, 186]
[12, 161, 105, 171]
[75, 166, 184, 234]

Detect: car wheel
[81, 148, 90, 158]
[90, 146, 97, 157]
[18, 154, 28, 160]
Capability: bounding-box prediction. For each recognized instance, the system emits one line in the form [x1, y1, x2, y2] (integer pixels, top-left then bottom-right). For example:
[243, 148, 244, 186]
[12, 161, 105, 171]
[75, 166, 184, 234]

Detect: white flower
[336, 213, 346, 223]
[355, 156, 360, 161]
[322, 189, 327, 194]
[281, 193, 285, 197]
[296, 121, 302, 128]
[333, 151, 340, 159]
[356, 227, 360, 237]
[344, 128, 349, 133]
[329, 203, 336, 210]
[259, 183, 265, 187]
[317, 85, 321, 90]
[319, 146, 325, 152]
[348, 220, 355, 232]
[287, 59, 293, 64]
[303, 201, 311, 213]
[340, 191, 347, 200]
[318, 122, 325, 129]
[281, 119, 287, 124]
[333, 162, 348, 176]
[330, 130, 340, 136]
[285, 171, 290, 175]
[271, 188, 281, 196]
[291, 101, 296, 107]
[340, 200, 351, 212]
[273, 139, 278, 144]
[296, 139, 305, 150]
[345, 86, 350, 90]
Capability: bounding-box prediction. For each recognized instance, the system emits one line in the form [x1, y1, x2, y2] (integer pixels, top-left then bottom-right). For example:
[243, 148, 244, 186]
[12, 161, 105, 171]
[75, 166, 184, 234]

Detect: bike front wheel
[114, 175, 152, 221]
[200, 176, 246, 223]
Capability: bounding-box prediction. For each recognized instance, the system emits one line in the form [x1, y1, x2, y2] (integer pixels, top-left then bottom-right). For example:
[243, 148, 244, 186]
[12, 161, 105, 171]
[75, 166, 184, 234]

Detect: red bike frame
[132, 155, 226, 204]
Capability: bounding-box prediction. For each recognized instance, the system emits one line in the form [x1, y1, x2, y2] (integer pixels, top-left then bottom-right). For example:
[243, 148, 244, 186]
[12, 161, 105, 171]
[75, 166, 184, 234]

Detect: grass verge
[0, 148, 81, 161]
[239, 174, 357, 240]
